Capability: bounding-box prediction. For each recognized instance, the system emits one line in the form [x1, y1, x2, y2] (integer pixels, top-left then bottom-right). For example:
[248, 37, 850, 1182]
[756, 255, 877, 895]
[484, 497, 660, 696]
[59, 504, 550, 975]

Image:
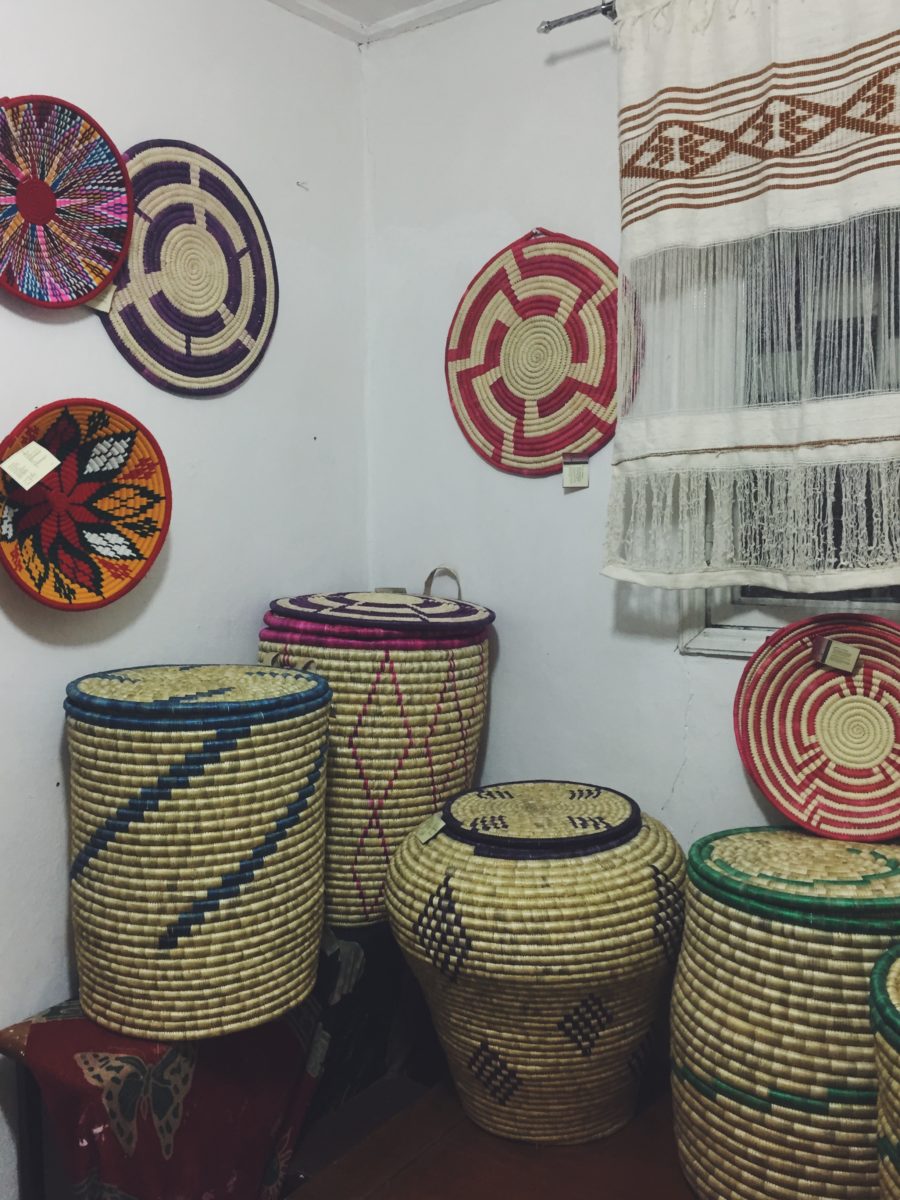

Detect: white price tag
[1, 441, 60, 490]
[562, 457, 590, 490]
[416, 813, 445, 844]
[83, 284, 115, 314]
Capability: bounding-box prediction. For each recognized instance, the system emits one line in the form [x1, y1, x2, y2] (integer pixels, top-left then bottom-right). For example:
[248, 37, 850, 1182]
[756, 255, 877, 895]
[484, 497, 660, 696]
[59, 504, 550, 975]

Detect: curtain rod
[537, 3, 616, 33]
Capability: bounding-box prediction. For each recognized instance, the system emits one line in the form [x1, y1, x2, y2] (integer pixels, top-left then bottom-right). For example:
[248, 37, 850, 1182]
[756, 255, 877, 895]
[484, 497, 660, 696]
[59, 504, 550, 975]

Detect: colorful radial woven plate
[270, 591, 495, 632]
[0, 95, 133, 307]
[734, 614, 900, 841]
[0, 399, 171, 610]
[445, 228, 618, 477]
[101, 140, 278, 397]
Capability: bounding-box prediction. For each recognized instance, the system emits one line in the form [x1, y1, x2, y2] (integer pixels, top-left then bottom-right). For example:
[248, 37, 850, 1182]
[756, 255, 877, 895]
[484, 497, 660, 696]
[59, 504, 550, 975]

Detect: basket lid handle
[423, 566, 462, 600]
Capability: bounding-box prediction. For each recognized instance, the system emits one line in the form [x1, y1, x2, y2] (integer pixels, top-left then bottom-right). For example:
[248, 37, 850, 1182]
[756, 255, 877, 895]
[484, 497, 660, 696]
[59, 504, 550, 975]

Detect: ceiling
[268, 0, 502, 42]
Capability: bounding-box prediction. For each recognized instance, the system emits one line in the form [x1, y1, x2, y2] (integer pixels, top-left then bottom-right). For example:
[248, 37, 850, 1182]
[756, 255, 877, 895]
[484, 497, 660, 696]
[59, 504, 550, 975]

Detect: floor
[290, 1083, 695, 1200]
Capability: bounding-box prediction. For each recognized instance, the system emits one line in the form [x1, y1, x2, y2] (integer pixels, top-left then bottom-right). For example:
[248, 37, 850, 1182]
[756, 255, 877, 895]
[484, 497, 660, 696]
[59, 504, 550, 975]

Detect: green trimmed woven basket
[673, 826, 900, 1199]
[871, 945, 900, 1199]
[65, 665, 331, 1039]
[385, 781, 685, 1143]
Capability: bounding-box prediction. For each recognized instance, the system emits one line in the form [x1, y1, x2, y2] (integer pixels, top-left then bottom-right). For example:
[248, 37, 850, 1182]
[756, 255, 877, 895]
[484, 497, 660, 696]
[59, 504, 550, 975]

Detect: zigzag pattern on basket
[158, 744, 327, 950]
[70, 724, 258, 880]
[349, 651, 414, 918]
[347, 645, 486, 918]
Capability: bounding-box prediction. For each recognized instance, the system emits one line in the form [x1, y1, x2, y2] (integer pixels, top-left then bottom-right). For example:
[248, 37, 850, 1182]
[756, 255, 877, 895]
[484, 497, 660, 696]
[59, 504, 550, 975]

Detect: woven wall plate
[445, 228, 618, 477]
[0, 95, 132, 307]
[270, 591, 495, 632]
[734, 614, 900, 841]
[0, 400, 170, 610]
[101, 140, 278, 397]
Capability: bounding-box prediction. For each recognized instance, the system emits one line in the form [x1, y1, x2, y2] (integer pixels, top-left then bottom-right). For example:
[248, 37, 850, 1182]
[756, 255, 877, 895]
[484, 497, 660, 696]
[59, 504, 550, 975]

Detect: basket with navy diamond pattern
[65, 665, 331, 1039]
[384, 780, 685, 1143]
[259, 588, 494, 926]
[673, 827, 900, 1200]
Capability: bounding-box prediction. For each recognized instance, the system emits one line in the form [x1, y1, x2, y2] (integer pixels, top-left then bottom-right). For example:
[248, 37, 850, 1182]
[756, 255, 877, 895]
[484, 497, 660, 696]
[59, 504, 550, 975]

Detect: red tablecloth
[0, 947, 353, 1200]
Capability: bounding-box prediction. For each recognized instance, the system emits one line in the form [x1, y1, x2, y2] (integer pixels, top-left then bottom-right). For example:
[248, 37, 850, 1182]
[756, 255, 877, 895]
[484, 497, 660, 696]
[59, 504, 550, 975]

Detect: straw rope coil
[101, 140, 278, 397]
[734, 614, 900, 841]
[65, 664, 331, 1039]
[673, 826, 900, 1200]
[870, 945, 900, 1198]
[385, 781, 685, 1143]
[260, 590, 494, 925]
[445, 229, 618, 477]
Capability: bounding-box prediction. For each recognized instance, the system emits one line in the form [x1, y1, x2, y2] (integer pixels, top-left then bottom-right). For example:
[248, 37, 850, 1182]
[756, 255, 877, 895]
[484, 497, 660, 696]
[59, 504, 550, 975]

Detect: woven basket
[385, 781, 685, 1143]
[65, 664, 331, 1039]
[871, 945, 900, 1199]
[259, 587, 494, 925]
[673, 826, 900, 1199]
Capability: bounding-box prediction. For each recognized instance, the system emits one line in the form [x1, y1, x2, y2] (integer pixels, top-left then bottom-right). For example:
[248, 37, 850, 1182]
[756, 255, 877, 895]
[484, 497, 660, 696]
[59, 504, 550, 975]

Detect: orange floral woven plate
[0, 399, 171, 609]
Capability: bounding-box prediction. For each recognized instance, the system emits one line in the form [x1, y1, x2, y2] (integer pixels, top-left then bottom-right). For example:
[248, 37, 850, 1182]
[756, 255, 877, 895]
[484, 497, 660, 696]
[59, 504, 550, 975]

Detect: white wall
[361, 0, 772, 850]
[0, 1, 368, 1191]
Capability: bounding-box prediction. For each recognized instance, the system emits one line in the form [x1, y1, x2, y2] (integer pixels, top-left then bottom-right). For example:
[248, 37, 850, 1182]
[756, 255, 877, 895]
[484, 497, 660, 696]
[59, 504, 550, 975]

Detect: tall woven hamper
[672, 826, 900, 1200]
[871, 945, 900, 1198]
[258, 589, 494, 925]
[385, 781, 686, 1143]
[65, 665, 331, 1039]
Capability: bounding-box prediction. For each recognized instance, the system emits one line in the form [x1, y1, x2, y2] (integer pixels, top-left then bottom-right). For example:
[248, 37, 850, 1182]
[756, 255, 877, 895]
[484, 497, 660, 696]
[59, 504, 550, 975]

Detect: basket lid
[871, 945, 900, 1048]
[438, 780, 641, 860]
[689, 826, 900, 920]
[270, 591, 495, 633]
[66, 664, 330, 721]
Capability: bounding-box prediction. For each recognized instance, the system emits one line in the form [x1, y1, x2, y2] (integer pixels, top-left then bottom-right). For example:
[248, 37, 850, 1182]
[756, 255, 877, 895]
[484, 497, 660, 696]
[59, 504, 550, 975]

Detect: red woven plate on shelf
[734, 614, 900, 841]
[445, 229, 618, 477]
[0, 95, 132, 307]
[0, 400, 171, 610]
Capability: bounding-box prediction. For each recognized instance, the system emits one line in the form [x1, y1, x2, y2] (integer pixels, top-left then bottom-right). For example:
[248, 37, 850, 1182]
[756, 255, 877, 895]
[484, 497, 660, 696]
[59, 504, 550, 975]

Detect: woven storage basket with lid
[871, 945, 900, 1198]
[673, 826, 900, 1200]
[385, 780, 685, 1143]
[259, 577, 494, 926]
[65, 664, 331, 1039]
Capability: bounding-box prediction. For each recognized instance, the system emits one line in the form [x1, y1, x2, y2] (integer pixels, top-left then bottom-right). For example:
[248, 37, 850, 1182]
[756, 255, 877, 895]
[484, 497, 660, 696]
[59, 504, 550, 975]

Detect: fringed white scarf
[605, 0, 900, 591]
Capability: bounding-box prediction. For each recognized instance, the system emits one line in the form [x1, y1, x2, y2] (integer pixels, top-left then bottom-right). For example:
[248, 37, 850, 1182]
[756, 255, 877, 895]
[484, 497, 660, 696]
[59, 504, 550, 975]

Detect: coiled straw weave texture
[65, 665, 331, 1039]
[260, 590, 493, 925]
[386, 781, 685, 1143]
[673, 826, 900, 1200]
[871, 945, 900, 1199]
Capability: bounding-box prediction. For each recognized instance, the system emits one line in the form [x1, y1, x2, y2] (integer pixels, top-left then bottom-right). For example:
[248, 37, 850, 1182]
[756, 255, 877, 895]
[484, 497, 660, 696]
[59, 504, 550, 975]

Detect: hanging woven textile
[605, 0, 900, 591]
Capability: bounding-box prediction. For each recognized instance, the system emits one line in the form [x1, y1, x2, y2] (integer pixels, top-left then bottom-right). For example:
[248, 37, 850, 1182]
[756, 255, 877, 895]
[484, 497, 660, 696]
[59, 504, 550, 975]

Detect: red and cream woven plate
[445, 229, 617, 477]
[734, 614, 900, 841]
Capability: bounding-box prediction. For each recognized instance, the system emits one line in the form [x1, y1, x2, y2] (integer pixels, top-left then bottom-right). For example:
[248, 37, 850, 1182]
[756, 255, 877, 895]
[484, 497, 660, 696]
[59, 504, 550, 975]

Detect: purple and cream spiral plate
[101, 139, 278, 397]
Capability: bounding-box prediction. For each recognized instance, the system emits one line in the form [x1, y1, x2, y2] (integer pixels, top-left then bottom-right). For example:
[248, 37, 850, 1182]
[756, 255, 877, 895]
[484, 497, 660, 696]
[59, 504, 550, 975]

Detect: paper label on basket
[83, 283, 115, 313]
[813, 637, 860, 675]
[416, 814, 445, 844]
[1, 441, 60, 490]
[562, 455, 590, 490]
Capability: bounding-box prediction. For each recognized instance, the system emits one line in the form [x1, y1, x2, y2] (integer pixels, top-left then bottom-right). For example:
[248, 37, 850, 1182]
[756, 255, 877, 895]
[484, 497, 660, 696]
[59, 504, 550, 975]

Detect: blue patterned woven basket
[65, 664, 332, 1039]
